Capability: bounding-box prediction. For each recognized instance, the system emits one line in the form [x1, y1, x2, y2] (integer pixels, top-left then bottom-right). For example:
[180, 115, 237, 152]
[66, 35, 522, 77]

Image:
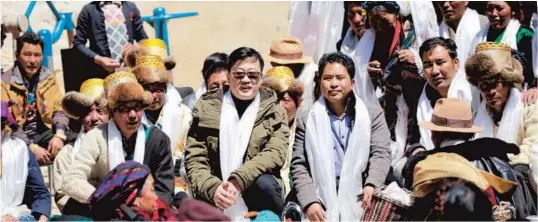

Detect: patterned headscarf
[88, 161, 151, 219]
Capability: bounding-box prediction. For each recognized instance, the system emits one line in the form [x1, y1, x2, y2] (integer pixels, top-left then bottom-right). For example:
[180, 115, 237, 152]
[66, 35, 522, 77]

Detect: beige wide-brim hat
[418, 98, 483, 133]
[266, 36, 312, 65]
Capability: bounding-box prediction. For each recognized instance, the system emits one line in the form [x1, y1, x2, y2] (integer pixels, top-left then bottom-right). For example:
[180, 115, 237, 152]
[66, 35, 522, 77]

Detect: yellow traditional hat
[262, 66, 305, 105]
[413, 152, 516, 198]
[103, 71, 152, 110]
[62, 78, 105, 119]
[136, 55, 166, 70]
[139, 38, 168, 59]
[465, 42, 524, 88]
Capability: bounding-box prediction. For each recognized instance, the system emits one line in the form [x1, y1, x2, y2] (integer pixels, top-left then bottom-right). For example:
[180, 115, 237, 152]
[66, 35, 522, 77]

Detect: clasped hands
[213, 179, 241, 210]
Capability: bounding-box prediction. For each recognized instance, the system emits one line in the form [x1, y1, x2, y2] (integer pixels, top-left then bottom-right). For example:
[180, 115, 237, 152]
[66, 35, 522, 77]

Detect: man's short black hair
[227, 47, 264, 71]
[16, 32, 44, 54]
[202, 52, 228, 82]
[511, 49, 535, 87]
[419, 37, 458, 60]
[318, 52, 355, 79]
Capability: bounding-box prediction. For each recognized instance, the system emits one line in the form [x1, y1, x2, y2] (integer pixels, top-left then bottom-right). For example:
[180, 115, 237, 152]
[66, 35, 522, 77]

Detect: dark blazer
[73, 1, 148, 60]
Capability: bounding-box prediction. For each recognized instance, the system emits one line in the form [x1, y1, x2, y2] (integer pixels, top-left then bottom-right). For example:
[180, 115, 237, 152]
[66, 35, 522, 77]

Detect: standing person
[1, 32, 71, 165]
[53, 78, 109, 214]
[471, 1, 535, 87]
[62, 71, 175, 207]
[185, 47, 289, 219]
[267, 36, 317, 116]
[437, 1, 488, 79]
[340, 1, 366, 56]
[73, 1, 148, 76]
[182, 52, 229, 110]
[1, 101, 51, 222]
[262, 66, 304, 196]
[354, 1, 439, 164]
[466, 42, 537, 179]
[291, 52, 392, 221]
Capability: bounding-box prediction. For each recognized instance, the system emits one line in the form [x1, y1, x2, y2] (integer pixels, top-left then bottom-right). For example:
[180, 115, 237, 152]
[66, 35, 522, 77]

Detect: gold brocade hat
[465, 42, 524, 88]
[413, 153, 517, 198]
[62, 78, 106, 119]
[139, 38, 168, 59]
[262, 66, 305, 105]
[102, 71, 152, 111]
[135, 55, 166, 70]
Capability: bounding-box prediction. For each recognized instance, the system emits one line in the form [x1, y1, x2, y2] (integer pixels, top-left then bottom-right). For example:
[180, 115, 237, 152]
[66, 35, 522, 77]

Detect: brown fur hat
[132, 65, 170, 85]
[465, 42, 524, 88]
[102, 71, 153, 111]
[123, 41, 176, 70]
[62, 78, 106, 119]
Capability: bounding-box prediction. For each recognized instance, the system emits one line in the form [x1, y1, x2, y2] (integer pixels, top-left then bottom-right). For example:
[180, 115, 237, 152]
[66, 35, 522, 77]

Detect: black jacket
[73, 1, 148, 60]
[402, 138, 536, 220]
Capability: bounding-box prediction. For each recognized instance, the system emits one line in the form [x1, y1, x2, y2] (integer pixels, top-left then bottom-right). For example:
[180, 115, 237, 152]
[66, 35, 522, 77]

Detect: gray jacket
[291, 101, 392, 209]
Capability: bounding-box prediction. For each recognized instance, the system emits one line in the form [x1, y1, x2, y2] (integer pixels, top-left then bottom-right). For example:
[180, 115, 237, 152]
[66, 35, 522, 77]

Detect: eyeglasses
[231, 71, 261, 81]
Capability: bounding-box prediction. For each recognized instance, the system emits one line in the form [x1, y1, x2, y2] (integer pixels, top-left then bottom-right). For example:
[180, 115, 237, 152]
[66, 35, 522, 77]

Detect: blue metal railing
[24, 2, 198, 68]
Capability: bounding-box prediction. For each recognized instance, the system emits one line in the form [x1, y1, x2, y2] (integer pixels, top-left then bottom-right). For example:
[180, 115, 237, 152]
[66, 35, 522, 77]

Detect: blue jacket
[22, 148, 52, 219]
[73, 1, 148, 60]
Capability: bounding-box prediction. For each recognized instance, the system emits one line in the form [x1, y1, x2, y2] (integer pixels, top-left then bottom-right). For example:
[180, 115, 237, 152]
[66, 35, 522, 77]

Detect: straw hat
[465, 42, 524, 88]
[266, 36, 312, 65]
[413, 153, 517, 198]
[62, 78, 105, 119]
[263, 66, 305, 105]
[102, 71, 152, 111]
[418, 98, 483, 133]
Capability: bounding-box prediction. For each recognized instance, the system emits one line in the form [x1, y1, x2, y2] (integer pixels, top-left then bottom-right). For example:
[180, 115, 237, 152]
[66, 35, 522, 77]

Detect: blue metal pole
[25, 1, 37, 32]
[46, 1, 61, 20]
[51, 16, 66, 43]
[38, 29, 53, 69]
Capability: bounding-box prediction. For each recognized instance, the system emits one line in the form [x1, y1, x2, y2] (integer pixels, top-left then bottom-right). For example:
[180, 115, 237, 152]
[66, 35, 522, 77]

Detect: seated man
[291, 52, 392, 221]
[262, 66, 305, 196]
[403, 98, 537, 220]
[132, 55, 192, 193]
[393, 37, 475, 179]
[53, 78, 109, 213]
[1, 101, 51, 221]
[1, 32, 71, 165]
[466, 42, 537, 176]
[62, 71, 175, 207]
[182, 52, 229, 110]
[185, 47, 289, 219]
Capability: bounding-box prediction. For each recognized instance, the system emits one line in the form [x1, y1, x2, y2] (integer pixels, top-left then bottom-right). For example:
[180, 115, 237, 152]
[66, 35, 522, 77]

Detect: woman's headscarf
[88, 161, 151, 220]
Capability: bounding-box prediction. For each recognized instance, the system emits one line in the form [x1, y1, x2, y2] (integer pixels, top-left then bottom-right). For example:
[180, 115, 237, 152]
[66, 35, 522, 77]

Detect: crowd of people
[1, 0, 538, 221]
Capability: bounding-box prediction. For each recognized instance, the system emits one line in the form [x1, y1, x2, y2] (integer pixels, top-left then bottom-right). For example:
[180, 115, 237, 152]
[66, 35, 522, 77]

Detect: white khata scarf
[474, 88, 522, 144]
[107, 120, 146, 170]
[471, 19, 521, 54]
[219, 91, 260, 221]
[439, 8, 484, 81]
[305, 91, 371, 221]
[0, 134, 29, 217]
[416, 74, 474, 150]
[71, 126, 85, 163]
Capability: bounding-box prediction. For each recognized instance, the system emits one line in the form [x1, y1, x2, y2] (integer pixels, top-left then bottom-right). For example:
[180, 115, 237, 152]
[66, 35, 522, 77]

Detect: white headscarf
[219, 91, 260, 221]
[0, 134, 29, 217]
[107, 120, 146, 170]
[305, 91, 371, 220]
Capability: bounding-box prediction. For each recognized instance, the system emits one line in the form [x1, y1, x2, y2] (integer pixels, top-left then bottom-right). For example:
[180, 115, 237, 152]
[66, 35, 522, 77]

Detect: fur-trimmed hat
[102, 71, 152, 111]
[62, 78, 106, 119]
[132, 55, 170, 85]
[123, 38, 176, 70]
[262, 66, 305, 106]
[465, 42, 524, 88]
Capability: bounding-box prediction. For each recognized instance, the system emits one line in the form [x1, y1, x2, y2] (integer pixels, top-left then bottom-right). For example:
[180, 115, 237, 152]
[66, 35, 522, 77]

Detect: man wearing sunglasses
[185, 47, 289, 219]
[62, 71, 175, 209]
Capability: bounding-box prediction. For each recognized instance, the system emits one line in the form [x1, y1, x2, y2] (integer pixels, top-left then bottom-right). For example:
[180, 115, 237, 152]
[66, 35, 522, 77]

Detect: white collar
[439, 139, 466, 148]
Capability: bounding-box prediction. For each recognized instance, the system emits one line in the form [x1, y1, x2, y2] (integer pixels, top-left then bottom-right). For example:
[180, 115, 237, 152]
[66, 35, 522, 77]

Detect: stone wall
[1, 1, 290, 91]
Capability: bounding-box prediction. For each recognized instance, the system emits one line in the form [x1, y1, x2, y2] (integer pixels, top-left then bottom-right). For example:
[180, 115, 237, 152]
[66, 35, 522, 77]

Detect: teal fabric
[251, 210, 280, 222]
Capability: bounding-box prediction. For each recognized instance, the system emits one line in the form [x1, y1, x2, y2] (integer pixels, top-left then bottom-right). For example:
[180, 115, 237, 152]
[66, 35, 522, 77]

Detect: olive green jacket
[184, 87, 289, 204]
